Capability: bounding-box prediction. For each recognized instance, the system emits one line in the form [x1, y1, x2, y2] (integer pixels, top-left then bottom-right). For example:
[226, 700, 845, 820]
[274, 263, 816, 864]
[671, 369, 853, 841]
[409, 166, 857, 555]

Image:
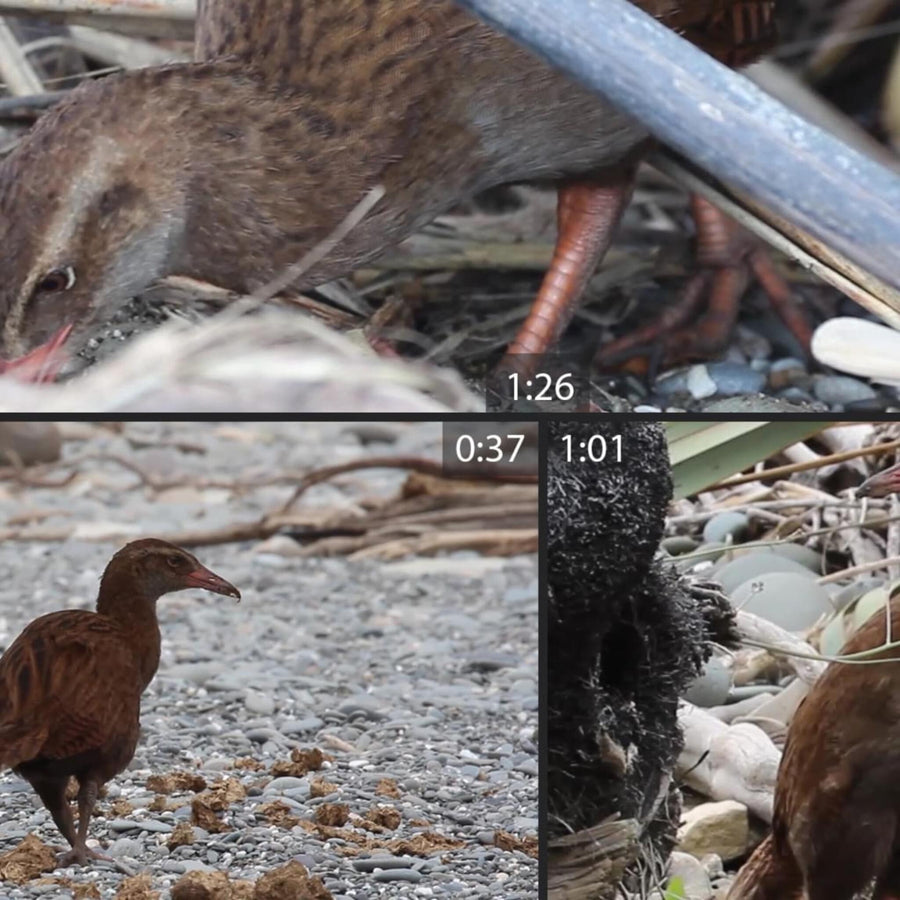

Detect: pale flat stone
[668, 851, 713, 900]
[677, 800, 749, 863]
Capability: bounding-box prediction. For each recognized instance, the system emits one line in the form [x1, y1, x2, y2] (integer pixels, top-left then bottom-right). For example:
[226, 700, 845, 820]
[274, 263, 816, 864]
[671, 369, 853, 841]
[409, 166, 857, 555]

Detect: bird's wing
[193, 0, 480, 70]
[196, 0, 777, 66]
[0, 611, 142, 768]
[649, 0, 779, 67]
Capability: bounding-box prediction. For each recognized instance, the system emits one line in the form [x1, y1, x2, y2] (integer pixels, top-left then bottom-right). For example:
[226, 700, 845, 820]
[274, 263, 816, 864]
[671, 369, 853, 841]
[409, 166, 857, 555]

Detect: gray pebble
[107, 837, 143, 858]
[683, 656, 732, 707]
[353, 856, 418, 872]
[713, 552, 814, 595]
[281, 716, 324, 734]
[372, 868, 424, 883]
[244, 689, 276, 716]
[813, 374, 877, 406]
[703, 512, 749, 545]
[462, 651, 519, 672]
[107, 818, 174, 834]
[706, 362, 766, 397]
[731, 572, 832, 631]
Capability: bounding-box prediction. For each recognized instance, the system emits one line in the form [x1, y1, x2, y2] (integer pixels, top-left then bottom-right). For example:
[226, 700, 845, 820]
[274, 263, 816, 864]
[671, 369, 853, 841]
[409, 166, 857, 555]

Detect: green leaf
[664, 875, 687, 900]
[666, 421, 831, 500]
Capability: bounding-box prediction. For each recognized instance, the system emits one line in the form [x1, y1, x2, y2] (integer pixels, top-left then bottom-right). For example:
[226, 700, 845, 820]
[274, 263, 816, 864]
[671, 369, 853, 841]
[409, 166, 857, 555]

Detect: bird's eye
[36, 267, 76, 294]
[167, 556, 181, 568]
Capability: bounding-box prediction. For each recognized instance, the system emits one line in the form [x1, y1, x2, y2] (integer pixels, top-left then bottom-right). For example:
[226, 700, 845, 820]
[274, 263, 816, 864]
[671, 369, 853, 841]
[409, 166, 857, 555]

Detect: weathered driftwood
[0, 461, 537, 558]
[548, 818, 641, 900]
[677, 701, 780, 824]
[0, 0, 194, 39]
[0, 15, 44, 94]
[677, 616, 823, 822]
[736, 610, 827, 686]
[68, 24, 188, 68]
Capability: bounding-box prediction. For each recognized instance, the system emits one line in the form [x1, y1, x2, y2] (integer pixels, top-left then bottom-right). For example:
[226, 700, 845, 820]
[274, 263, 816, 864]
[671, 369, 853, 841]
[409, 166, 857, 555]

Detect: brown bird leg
[501, 166, 637, 372]
[58, 779, 112, 866]
[32, 775, 111, 866]
[30, 775, 77, 853]
[595, 196, 813, 371]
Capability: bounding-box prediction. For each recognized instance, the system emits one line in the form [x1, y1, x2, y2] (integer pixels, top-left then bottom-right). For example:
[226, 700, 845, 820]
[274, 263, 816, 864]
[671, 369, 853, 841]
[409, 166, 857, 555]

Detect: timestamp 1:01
[562, 434, 623, 463]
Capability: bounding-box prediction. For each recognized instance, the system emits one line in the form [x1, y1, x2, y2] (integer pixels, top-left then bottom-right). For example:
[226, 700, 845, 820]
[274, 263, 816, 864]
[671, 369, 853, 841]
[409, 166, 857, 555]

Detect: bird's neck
[96, 576, 162, 688]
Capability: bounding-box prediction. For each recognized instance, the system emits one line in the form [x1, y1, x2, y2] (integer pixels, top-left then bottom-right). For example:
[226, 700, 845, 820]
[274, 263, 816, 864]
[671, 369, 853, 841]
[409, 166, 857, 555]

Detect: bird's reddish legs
[748, 245, 814, 350]
[501, 168, 636, 368]
[595, 195, 813, 371]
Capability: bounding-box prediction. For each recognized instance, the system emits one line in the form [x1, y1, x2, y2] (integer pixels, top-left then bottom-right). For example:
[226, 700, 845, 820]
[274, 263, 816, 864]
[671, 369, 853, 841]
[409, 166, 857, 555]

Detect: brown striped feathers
[0, 540, 239, 868]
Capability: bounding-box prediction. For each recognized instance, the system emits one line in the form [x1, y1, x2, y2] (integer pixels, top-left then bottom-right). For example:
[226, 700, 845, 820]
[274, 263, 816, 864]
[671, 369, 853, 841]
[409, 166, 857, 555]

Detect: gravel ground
[0, 422, 537, 899]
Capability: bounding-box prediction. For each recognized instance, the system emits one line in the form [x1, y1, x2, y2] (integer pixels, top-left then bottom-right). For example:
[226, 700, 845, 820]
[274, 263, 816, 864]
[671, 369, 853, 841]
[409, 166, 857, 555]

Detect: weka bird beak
[0, 325, 73, 384]
[184, 565, 241, 601]
[856, 463, 900, 499]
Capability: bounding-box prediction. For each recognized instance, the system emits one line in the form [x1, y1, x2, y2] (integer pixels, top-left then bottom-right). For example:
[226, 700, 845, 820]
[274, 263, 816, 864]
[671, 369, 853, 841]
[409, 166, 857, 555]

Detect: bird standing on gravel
[0, 539, 240, 867]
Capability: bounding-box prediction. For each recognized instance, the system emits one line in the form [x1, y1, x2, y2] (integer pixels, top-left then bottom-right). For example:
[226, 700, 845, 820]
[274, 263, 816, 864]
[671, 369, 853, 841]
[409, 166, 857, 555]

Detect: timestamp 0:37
[441, 423, 539, 480]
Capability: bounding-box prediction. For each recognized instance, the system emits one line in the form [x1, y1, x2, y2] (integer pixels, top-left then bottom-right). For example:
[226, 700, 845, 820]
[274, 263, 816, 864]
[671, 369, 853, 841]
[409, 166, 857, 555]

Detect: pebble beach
[0, 422, 538, 899]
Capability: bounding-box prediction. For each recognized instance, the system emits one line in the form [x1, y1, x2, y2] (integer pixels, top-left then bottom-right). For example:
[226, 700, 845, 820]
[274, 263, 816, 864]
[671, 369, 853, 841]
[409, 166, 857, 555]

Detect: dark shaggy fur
[548, 420, 733, 868]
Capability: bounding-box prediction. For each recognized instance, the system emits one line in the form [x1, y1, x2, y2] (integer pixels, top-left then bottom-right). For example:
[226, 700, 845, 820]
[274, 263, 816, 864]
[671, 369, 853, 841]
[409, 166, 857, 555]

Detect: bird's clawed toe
[57, 844, 112, 868]
[594, 197, 812, 375]
[58, 840, 139, 876]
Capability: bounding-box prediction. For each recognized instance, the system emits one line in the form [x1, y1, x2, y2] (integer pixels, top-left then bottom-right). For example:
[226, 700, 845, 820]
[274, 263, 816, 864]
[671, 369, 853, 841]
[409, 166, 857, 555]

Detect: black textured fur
[548, 419, 733, 869]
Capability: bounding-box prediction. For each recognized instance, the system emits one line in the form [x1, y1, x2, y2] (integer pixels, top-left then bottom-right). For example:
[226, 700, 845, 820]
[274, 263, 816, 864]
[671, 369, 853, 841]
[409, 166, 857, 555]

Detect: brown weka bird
[727, 463, 900, 900]
[0, 539, 240, 867]
[0, 0, 804, 381]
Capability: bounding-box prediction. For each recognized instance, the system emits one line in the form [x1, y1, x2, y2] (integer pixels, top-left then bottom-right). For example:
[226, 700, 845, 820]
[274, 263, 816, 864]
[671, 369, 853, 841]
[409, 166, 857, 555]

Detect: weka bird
[0, 0, 801, 381]
[856, 460, 900, 499]
[727, 585, 900, 898]
[0, 539, 239, 866]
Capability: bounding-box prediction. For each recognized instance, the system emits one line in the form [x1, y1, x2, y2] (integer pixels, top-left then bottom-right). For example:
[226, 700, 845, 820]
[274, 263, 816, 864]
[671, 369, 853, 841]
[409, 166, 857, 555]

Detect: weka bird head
[98, 539, 240, 613]
[857, 462, 900, 499]
[0, 68, 205, 381]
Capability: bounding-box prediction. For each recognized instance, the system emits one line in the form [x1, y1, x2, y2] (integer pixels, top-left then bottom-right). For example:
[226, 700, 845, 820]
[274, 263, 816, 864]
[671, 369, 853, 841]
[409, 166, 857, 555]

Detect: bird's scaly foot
[57, 844, 137, 876]
[57, 844, 113, 867]
[594, 195, 812, 375]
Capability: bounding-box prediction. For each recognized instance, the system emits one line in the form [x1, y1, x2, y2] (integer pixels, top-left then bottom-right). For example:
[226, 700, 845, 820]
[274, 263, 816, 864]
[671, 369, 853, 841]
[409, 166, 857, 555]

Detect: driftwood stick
[271, 500, 538, 536]
[548, 817, 641, 900]
[348, 528, 539, 559]
[68, 24, 188, 68]
[0, 89, 68, 119]
[0, 1, 195, 39]
[736, 610, 827, 685]
[0, 17, 45, 94]
[279, 457, 448, 513]
[279, 457, 538, 513]
[677, 701, 780, 823]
